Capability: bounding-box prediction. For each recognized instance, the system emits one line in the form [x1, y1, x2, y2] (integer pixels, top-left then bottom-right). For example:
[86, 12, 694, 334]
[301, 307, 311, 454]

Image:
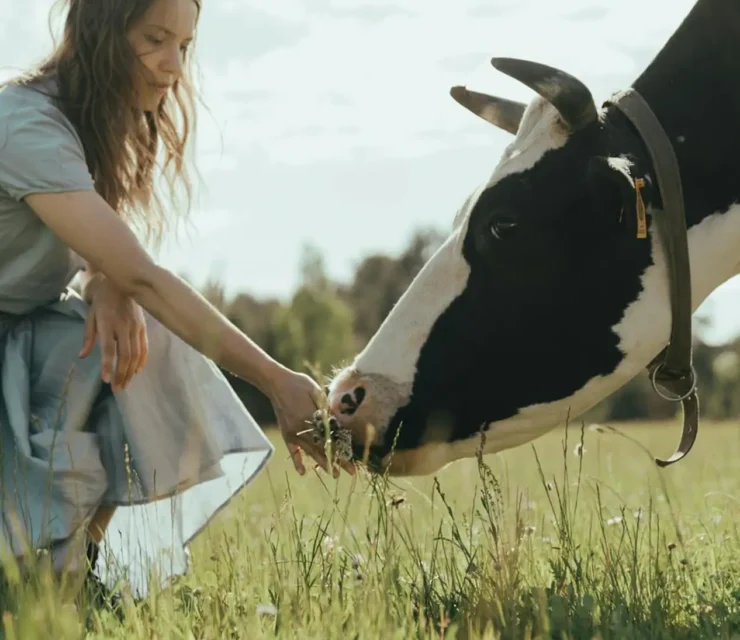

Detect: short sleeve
[0, 96, 95, 201]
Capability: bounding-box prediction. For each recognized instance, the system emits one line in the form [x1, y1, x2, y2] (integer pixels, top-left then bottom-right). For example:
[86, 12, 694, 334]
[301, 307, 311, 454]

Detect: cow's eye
[490, 215, 518, 240]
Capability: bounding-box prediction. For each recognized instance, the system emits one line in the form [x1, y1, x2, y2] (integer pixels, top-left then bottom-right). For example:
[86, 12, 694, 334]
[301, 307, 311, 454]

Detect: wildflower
[323, 535, 338, 554]
[606, 516, 623, 526]
[257, 604, 278, 616]
[352, 553, 363, 581]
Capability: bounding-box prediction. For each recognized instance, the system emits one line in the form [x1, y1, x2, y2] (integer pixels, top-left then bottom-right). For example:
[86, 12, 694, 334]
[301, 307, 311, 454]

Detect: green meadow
[4, 419, 740, 639]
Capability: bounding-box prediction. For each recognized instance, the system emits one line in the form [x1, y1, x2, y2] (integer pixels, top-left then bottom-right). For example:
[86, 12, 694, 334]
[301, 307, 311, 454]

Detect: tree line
[189, 226, 740, 428]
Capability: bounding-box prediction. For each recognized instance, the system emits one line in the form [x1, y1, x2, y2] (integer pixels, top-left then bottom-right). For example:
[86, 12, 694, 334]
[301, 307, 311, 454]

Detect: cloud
[195, 0, 698, 165]
[6, 0, 699, 167]
[1, 0, 706, 180]
[218, 0, 310, 22]
[196, 151, 240, 174]
[0, 0, 60, 80]
[3, 0, 703, 167]
[323, 3, 415, 21]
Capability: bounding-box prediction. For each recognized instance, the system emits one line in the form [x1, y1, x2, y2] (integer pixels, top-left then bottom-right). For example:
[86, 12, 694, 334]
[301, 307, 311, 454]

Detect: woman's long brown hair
[13, 0, 202, 249]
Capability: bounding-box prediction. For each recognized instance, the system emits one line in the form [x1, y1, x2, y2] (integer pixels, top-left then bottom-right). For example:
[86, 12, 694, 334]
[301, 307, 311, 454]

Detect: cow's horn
[490, 57, 597, 131]
[449, 86, 526, 135]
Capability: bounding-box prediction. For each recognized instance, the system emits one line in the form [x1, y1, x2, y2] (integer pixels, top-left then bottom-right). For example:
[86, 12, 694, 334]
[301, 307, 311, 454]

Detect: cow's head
[327, 57, 661, 475]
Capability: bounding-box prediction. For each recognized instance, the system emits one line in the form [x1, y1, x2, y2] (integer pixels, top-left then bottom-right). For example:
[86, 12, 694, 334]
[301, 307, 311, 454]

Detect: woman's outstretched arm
[25, 189, 352, 477]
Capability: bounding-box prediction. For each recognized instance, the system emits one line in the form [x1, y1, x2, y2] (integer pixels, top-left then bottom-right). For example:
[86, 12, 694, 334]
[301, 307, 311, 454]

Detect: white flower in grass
[257, 604, 278, 616]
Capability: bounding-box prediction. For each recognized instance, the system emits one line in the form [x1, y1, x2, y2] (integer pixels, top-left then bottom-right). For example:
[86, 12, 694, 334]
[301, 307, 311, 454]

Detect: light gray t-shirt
[0, 77, 96, 314]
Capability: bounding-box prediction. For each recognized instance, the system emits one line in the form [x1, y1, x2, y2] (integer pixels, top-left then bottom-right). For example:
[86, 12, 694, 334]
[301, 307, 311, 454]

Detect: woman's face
[126, 0, 198, 112]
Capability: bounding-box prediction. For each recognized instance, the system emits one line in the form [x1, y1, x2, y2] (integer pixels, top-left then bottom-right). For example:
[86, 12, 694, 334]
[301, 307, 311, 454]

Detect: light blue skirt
[0, 288, 273, 596]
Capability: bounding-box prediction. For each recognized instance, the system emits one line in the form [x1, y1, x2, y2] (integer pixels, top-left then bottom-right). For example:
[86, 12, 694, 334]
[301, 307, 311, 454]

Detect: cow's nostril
[337, 386, 366, 416]
[339, 392, 357, 415]
[354, 386, 366, 406]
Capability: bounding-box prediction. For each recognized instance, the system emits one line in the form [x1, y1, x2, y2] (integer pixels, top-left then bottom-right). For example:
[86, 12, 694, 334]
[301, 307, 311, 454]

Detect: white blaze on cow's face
[327, 97, 572, 468]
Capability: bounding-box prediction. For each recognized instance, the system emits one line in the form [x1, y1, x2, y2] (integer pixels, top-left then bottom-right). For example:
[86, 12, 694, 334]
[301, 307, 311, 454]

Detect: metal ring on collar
[650, 363, 697, 403]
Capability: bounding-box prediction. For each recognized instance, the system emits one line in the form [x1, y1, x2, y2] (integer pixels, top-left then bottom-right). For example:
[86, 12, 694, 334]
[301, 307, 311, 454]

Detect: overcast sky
[2, 0, 738, 345]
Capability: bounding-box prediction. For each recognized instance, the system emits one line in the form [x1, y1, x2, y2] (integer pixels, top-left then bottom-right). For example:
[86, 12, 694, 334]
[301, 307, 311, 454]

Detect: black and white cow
[326, 0, 740, 476]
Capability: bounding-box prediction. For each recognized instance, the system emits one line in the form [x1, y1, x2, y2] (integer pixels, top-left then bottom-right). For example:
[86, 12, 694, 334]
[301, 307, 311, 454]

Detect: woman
[0, 0, 351, 598]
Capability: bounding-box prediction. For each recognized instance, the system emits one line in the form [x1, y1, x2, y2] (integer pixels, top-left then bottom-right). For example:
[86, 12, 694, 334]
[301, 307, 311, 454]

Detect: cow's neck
[631, 0, 740, 229]
[608, 0, 740, 313]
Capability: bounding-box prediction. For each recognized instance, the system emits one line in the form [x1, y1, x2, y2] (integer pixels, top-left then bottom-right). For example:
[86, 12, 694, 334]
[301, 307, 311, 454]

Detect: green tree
[273, 243, 356, 380]
[341, 227, 445, 346]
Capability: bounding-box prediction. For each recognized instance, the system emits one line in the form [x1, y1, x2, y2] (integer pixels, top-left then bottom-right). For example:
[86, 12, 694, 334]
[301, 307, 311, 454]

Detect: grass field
[4, 418, 740, 639]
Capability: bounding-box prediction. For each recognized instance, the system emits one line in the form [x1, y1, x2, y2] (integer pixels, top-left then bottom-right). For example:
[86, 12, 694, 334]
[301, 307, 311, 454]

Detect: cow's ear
[449, 86, 526, 135]
[587, 155, 649, 237]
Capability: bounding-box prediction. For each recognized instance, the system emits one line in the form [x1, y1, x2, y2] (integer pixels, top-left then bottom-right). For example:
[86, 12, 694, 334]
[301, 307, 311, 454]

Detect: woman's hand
[79, 274, 148, 392]
[268, 367, 355, 479]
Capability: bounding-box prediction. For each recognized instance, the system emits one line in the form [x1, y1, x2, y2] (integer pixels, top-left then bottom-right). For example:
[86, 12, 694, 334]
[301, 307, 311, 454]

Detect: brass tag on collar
[635, 177, 647, 239]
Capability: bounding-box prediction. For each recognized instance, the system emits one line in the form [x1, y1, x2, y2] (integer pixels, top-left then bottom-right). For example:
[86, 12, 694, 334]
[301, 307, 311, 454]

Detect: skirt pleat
[0, 290, 273, 595]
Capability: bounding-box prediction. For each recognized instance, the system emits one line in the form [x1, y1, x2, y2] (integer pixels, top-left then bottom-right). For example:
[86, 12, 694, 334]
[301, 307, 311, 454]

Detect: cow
[323, 0, 740, 476]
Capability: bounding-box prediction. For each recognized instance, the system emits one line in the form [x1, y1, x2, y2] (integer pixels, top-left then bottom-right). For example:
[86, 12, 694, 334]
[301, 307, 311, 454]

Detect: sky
[1, 0, 739, 345]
